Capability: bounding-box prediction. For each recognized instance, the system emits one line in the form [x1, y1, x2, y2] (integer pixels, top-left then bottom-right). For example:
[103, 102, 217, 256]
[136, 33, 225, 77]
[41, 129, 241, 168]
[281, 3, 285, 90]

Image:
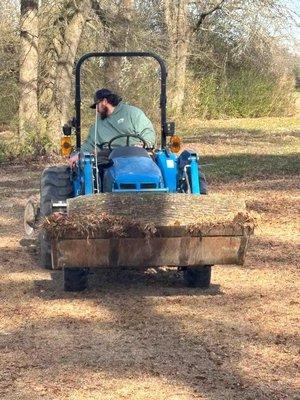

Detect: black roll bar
[75, 51, 168, 149]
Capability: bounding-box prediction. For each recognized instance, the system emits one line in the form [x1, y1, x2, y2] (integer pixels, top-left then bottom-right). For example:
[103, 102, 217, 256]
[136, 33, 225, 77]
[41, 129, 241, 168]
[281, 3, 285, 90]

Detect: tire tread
[39, 165, 72, 269]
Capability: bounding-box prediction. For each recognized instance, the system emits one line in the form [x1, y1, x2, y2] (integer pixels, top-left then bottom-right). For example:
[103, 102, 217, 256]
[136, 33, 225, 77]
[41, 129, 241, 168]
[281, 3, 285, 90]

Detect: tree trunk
[164, 0, 189, 116]
[19, 0, 39, 138]
[104, 0, 135, 93]
[164, 0, 226, 116]
[48, 0, 91, 144]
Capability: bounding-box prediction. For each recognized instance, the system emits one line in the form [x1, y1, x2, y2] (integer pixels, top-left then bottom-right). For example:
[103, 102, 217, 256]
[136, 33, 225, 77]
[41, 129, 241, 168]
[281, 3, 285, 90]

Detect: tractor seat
[109, 146, 150, 159]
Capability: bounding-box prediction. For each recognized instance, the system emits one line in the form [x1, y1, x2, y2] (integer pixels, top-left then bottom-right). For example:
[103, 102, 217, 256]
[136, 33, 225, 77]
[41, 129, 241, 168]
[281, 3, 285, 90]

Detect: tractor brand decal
[166, 159, 175, 168]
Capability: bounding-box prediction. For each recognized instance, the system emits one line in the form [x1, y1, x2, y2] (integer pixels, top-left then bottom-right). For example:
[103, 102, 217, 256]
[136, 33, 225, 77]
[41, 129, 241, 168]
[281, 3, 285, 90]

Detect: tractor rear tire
[183, 266, 212, 288]
[63, 268, 89, 292]
[39, 166, 72, 269]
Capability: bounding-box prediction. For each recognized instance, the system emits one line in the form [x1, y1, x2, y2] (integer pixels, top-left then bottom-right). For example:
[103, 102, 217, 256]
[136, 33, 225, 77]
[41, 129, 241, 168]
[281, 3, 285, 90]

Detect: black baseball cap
[90, 88, 113, 109]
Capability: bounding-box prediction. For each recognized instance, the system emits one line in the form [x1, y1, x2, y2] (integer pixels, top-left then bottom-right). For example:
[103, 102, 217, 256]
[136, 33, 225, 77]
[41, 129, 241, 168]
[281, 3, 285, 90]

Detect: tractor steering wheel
[108, 134, 147, 151]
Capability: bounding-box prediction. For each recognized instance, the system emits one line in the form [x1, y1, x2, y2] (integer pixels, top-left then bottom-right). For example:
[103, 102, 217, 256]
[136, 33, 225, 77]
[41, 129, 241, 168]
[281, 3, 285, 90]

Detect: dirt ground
[0, 126, 299, 399]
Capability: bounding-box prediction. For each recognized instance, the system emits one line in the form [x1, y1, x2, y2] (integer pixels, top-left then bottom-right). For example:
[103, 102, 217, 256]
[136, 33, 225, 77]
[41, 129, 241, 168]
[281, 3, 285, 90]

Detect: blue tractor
[31, 52, 249, 291]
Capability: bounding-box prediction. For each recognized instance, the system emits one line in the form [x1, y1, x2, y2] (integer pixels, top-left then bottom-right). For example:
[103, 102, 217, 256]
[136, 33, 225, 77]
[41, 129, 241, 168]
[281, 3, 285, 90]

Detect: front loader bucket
[46, 193, 254, 270]
[52, 236, 248, 270]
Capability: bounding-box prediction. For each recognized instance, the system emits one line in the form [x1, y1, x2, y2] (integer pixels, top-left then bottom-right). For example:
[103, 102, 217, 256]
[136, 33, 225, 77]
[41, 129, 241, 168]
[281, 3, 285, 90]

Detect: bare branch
[193, 0, 226, 32]
[90, 0, 113, 26]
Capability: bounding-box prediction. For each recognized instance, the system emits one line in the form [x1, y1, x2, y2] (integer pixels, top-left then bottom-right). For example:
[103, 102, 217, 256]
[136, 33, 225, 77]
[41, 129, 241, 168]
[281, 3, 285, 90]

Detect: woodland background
[0, 0, 299, 159]
[0, 4, 299, 398]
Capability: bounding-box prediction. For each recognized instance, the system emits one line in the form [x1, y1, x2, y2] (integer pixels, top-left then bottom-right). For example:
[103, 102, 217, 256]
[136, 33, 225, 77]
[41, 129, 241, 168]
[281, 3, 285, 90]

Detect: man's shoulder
[121, 103, 144, 116]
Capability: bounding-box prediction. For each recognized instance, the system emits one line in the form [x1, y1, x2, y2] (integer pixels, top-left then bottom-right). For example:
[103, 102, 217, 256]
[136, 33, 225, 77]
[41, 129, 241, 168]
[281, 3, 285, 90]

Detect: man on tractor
[85, 88, 155, 150]
[69, 88, 156, 166]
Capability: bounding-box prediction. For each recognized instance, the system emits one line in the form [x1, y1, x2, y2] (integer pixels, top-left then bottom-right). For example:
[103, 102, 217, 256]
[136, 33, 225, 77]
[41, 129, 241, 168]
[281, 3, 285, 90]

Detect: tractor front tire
[183, 266, 212, 288]
[63, 268, 89, 292]
[39, 166, 72, 269]
[182, 168, 207, 194]
[199, 170, 207, 195]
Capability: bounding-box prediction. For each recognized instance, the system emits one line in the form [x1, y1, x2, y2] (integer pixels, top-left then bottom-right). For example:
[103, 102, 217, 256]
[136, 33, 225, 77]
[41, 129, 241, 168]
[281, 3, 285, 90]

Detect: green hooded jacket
[81, 102, 156, 152]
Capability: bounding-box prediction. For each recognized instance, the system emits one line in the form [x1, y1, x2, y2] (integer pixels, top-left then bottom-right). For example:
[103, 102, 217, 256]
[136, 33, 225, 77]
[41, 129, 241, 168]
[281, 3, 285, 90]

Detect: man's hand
[68, 152, 79, 167]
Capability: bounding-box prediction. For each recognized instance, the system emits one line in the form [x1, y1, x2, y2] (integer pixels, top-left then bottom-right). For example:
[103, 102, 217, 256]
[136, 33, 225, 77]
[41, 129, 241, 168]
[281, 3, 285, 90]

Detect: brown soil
[0, 162, 299, 400]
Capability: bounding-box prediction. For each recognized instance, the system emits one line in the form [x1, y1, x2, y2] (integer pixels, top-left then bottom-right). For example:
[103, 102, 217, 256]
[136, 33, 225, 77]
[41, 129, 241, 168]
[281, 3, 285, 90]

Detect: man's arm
[68, 124, 96, 166]
[133, 111, 156, 148]
[80, 123, 96, 153]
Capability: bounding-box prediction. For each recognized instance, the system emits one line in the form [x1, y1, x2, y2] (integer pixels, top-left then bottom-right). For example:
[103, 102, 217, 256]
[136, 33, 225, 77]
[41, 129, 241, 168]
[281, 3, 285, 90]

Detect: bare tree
[19, 0, 39, 137]
[0, 0, 19, 127]
[44, 0, 92, 140]
[102, 0, 135, 93]
[16, 0, 297, 150]
[164, 0, 226, 115]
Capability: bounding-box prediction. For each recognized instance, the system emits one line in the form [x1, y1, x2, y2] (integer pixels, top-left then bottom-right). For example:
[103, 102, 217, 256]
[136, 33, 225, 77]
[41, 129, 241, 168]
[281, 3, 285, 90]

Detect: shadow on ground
[0, 262, 298, 400]
[1, 234, 298, 399]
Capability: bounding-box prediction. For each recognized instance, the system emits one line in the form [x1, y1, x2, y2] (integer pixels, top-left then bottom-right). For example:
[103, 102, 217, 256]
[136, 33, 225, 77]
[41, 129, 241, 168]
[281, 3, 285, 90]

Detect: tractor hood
[104, 147, 164, 192]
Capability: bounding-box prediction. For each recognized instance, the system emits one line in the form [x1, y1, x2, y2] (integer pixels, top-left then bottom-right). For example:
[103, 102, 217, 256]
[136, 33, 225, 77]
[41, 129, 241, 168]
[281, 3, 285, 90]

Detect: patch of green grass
[201, 153, 300, 183]
[179, 116, 300, 183]
[295, 91, 300, 115]
[185, 70, 295, 118]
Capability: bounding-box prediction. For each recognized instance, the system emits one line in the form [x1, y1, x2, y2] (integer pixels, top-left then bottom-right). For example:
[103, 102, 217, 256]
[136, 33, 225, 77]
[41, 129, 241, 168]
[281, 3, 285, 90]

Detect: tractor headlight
[169, 135, 181, 153]
[61, 136, 73, 157]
